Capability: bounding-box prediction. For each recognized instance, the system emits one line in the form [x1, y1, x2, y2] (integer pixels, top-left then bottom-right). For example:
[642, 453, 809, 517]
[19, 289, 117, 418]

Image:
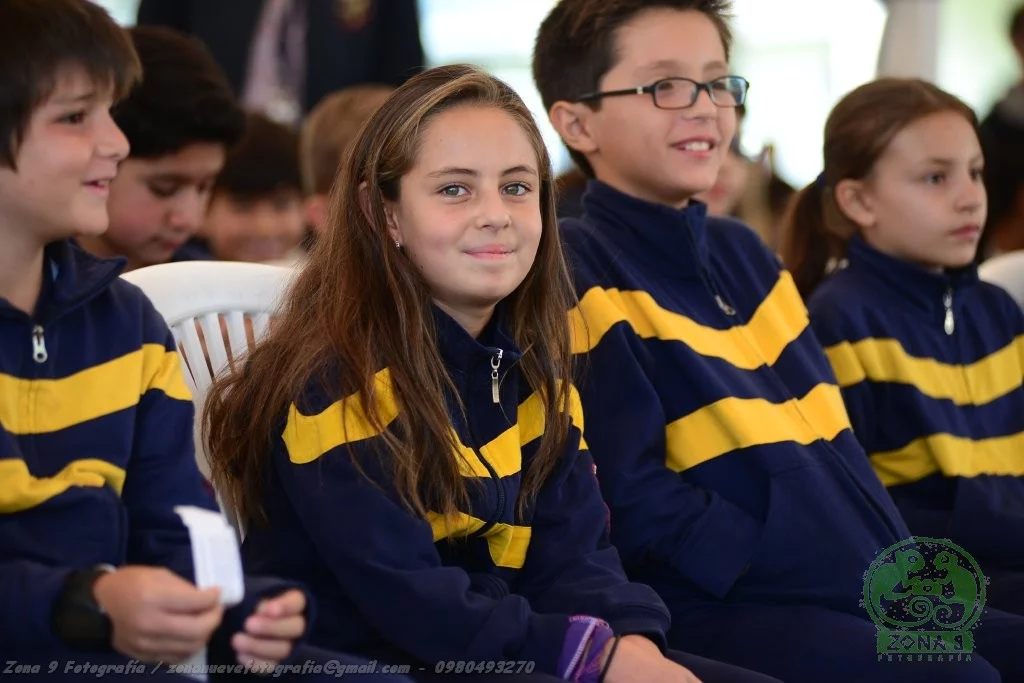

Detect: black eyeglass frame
[574, 75, 750, 110]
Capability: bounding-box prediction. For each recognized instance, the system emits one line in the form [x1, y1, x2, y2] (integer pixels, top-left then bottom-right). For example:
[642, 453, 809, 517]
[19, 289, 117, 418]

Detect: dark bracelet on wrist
[51, 565, 116, 652]
[597, 635, 622, 683]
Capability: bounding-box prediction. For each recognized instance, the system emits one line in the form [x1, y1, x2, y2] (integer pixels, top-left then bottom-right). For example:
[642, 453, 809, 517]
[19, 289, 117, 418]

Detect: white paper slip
[174, 505, 245, 606]
[174, 505, 247, 682]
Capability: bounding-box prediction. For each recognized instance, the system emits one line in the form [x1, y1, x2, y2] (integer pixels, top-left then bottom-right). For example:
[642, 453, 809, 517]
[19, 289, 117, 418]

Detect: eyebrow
[920, 155, 984, 166]
[50, 90, 98, 105]
[144, 172, 213, 184]
[426, 165, 538, 179]
[635, 59, 729, 76]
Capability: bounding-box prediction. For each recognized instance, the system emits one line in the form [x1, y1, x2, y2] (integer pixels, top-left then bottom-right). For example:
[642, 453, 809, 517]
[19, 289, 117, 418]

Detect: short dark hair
[0, 0, 140, 169]
[533, 0, 733, 175]
[113, 26, 245, 159]
[213, 113, 302, 200]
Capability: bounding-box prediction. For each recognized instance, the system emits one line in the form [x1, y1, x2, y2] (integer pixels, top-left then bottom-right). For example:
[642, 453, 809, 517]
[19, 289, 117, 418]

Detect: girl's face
[385, 104, 543, 335]
[846, 111, 986, 271]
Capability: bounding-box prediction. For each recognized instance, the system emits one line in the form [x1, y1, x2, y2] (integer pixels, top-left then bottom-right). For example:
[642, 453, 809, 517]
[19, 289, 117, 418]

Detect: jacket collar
[580, 179, 710, 279]
[432, 302, 521, 376]
[844, 235, 979, 315]
[0, 239, 125, 320]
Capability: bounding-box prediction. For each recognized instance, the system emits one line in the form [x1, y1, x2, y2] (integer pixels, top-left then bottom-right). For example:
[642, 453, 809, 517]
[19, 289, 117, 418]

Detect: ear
[548, 100, 600, 157]
[358, 181, 401, 240]
[833, 178, 876, 231]
[304, 194, 329, 235]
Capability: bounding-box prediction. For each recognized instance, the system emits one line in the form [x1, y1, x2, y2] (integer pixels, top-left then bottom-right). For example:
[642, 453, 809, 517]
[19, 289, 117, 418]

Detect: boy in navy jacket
[532, 1, 1023, 681]
[76, 26, 245, 270]
[0, 0, 320, 674]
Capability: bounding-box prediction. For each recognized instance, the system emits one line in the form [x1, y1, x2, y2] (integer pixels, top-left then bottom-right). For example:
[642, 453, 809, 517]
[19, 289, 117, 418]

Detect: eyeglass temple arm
[576, 85, 648, 102]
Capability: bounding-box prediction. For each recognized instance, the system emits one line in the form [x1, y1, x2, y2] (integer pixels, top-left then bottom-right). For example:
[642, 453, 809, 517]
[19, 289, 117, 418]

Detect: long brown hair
[780, 78, 978, 299]
[203, 64, 576, 528]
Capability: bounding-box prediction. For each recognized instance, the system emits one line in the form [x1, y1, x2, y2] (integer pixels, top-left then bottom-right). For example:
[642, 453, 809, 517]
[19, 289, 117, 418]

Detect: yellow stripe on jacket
[281, 375, 589, 570]
[825, 335, 1024, 407]
[0, 458, 127, 514]
[0, 344, 190, 435]
[870, 432, 1024, 486]
[569, 270, 809, 370]
[664, 382, 851, 472]
[284, 374, 587, 472]
[426, 511, 532, 569]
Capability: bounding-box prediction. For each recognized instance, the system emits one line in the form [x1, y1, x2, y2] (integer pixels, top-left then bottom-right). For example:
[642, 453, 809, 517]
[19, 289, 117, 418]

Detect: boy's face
[103, 142, 226, 269]
[0, 66, 128, 243]
[557, 9, 736, 207]
[204, 189, 306, 263]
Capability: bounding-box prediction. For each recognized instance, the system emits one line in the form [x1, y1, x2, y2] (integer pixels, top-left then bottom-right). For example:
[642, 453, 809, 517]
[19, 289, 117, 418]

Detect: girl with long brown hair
[781, 78, 1024, 672]
[201, 64, 749, 683]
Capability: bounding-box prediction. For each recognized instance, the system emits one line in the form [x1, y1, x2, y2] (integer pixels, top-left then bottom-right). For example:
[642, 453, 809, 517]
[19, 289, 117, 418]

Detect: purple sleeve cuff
[557, 616, 616, 682]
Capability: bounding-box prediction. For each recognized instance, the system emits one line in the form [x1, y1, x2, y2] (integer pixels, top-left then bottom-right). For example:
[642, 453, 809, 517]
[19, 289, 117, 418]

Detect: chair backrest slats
[121, 261, 295, 538]
[251, 311, 272, 343]
[223, 310, 250, 362]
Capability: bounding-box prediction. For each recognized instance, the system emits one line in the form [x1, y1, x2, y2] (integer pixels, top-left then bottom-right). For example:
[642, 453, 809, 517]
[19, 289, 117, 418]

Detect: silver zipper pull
[943, 289, 955, 336]
[715, 294, 736, 316]
[490, 349, 503, 404]
[31, 325, 47, 363]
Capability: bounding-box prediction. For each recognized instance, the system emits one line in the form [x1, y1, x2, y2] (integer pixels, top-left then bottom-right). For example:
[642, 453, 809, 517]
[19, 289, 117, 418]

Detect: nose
[686, 85, 718, 120]
[477, 188, 512, 230]
[957, 174, 986, 214]
[167, 189, 206, 235]
[97, 110, 130, 162]
[252, 205, 281, 237]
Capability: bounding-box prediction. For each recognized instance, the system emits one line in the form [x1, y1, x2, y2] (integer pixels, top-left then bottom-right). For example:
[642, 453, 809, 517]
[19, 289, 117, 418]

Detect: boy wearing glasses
[532, 2, 1006, 682]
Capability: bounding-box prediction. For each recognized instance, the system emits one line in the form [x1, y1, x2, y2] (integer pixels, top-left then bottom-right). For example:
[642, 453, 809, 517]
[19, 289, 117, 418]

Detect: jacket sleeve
[514, 393, 671, 647]
[570, 315, 762, 600]
[121, 310, 217, 578]
[270, 435, 571, 675]
[0, 428, 76, 650]
[123, 303, 312, 664]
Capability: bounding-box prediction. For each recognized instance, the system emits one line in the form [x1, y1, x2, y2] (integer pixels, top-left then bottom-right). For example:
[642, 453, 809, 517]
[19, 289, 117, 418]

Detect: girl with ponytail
[786, 78, 1024, 620]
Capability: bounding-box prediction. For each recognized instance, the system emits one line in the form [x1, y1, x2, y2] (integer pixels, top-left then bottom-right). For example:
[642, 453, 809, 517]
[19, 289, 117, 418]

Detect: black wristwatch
[51, 564, 116, 652]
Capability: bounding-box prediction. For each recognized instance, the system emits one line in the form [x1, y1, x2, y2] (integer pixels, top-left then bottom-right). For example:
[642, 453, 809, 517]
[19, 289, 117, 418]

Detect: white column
[876, 0, 943, 81]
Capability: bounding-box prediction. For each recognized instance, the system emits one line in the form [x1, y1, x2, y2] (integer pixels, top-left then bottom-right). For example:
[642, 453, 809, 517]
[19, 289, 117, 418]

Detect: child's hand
[602, 636, 703, 683]
[93, 566, 224, 663]
[232, 589, 307, 673]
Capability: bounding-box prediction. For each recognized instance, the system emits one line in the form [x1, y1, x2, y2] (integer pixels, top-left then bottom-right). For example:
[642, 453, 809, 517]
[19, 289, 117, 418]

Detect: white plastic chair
[979, 251, 1024, 310]
[121, 261, 295, 533]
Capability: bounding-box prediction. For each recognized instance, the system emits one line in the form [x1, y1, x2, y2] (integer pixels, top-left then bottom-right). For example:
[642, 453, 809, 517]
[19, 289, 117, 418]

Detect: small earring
[394, 239, 401, 249]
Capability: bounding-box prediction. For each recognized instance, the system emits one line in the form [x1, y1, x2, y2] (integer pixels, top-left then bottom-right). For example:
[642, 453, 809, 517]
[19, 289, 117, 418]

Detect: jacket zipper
[683, 220, 736, 316]
[943, 286, 973, 402]
[943, 288, 955, 335]
[31, 324, 48, 363]
[465, 351, 508, 537]
[490, 349, 503, 403]
[697, 250, 900, 536]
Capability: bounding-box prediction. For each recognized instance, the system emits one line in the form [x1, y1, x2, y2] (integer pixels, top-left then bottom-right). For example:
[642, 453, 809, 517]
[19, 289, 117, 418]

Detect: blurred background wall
[94, 0, 1022, 189]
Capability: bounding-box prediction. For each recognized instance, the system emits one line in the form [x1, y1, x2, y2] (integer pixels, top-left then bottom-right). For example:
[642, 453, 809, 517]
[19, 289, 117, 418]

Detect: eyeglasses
[575, 75, 749, 110]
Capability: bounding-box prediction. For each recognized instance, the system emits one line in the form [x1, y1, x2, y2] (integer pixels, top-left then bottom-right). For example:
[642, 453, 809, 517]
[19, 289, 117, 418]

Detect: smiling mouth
[466, 248, 514, 260]
[678, 141, 713, 152]
[84, 179, 112, 193]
